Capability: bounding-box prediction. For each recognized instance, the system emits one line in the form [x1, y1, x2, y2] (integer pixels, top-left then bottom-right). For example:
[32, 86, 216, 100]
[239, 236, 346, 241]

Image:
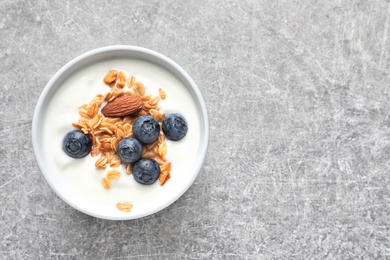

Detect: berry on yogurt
[116, 138, 142, 164]
[63, 130, 92, 158]
[133, 115, 160, 144]
[132, 158, 160, 185]
[162, 113, 188, 141]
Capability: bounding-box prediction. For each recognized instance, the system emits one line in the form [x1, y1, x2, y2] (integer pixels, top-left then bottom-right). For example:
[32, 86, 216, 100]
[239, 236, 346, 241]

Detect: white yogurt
[41, 58, 201, 217]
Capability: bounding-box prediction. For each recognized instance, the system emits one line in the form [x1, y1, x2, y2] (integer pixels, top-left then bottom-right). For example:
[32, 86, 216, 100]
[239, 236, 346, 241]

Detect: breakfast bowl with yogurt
[32, 46, 209, 220]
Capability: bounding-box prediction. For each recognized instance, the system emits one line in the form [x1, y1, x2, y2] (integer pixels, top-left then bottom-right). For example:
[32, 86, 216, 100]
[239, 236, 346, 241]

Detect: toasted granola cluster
[70, 69, 171, 213]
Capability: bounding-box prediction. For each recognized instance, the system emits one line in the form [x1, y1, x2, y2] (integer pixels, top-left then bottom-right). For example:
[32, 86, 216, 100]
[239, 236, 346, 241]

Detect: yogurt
[41, 58, 201, 218]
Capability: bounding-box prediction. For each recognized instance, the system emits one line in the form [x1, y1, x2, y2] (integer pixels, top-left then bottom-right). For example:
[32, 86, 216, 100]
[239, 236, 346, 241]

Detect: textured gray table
[1, 1, 389, 259]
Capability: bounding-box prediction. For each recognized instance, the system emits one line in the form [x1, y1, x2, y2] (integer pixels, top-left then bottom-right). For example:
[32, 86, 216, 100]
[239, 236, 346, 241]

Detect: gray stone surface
[1, 0, 389, 259]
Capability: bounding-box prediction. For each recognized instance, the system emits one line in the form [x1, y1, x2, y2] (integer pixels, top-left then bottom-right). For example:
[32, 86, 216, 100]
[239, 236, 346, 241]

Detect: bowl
[32, 45, 209, 220]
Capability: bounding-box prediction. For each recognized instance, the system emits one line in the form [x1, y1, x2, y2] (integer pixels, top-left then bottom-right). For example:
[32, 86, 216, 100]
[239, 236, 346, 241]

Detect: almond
[101, 95, 143, 117]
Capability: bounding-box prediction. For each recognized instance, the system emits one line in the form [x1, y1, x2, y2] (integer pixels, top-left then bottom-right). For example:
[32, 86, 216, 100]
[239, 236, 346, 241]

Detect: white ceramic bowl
[32, 46, 209, 220]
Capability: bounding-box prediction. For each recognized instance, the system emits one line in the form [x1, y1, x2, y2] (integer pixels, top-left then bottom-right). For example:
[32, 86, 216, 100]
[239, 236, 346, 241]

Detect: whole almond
[101, 95, 143, 117]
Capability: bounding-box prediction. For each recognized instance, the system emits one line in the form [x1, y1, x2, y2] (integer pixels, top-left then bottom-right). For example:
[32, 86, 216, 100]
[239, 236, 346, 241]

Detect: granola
[71, 70, 172, 213]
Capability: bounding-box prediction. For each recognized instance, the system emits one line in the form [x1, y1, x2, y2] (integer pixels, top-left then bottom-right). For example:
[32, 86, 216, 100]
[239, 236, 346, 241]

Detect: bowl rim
[32, 45, 209, 220]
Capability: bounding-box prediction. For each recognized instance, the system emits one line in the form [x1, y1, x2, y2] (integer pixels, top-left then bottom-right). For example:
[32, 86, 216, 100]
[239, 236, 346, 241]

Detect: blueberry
[133, 115, 160, 144]
[116, 138, 142, 164]
[63, 130, 92, 158]
[162, 113, 188, 141]
[132, 158, 160, 185]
